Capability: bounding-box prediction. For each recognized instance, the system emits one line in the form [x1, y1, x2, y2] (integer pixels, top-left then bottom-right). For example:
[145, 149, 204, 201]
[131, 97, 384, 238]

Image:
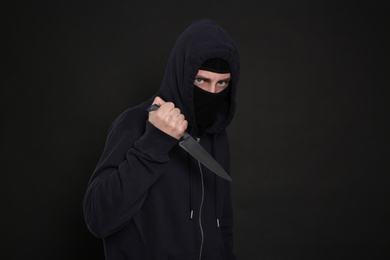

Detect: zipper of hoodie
[197, 137, 205, 260]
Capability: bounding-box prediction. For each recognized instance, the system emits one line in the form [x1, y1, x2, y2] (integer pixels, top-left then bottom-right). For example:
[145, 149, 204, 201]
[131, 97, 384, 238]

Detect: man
[83, 19, 240, 259]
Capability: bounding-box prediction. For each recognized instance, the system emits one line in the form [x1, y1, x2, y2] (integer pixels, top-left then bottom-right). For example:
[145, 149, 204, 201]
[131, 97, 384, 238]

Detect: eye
[217, 81, 228, 87]
[195, 78, 204, 84]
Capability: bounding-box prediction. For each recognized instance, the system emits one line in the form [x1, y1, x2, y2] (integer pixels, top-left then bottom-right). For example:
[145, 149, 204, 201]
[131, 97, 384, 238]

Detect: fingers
[151, 96, 180, 119]
[151, 96, 175, 115]
[179, 116, 188, 134]
[148, 96, 188, 140]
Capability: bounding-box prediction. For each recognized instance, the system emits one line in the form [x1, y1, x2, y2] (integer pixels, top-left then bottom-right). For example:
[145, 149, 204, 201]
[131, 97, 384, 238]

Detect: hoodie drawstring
[186, 134, 222, 228]
[212, 134, 222, 228]
[187, 152, 194, 220]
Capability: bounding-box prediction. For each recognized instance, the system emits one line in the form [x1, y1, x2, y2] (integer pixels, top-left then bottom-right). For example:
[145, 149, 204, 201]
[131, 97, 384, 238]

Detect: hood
[156, 19, 240, 136]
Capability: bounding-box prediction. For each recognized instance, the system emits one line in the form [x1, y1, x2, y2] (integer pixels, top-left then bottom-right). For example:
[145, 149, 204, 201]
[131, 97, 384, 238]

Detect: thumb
[152, 96, 166, 107]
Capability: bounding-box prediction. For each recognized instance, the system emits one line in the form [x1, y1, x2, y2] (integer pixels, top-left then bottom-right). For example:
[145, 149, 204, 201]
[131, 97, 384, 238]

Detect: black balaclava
[194, 58, 231, 136]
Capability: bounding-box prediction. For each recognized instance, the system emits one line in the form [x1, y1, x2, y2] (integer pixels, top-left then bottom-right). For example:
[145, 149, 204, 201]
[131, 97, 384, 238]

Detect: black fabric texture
[83, 19, 239, 260]
[194, 85, 231, 137]
[199, 58, 230, 73]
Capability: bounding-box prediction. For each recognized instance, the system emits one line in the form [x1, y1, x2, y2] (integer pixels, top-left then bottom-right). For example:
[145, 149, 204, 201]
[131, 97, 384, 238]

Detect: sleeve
[82, 113, 179, 238]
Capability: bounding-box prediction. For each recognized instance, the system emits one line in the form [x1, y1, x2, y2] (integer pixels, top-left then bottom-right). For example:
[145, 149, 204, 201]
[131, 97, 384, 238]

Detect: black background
[2, 1, 389, 259]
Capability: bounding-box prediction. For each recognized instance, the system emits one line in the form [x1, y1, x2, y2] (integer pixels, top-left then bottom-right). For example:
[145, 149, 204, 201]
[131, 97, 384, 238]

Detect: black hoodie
[83, 19, 240, 260]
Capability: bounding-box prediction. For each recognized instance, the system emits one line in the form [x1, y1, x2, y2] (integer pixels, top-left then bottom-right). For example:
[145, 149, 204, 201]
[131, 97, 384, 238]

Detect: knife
[147, 104, 232, 182]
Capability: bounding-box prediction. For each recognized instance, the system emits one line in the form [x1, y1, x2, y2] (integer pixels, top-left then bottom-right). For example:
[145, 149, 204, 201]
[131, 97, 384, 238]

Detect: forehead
[196, 70, 231, 80]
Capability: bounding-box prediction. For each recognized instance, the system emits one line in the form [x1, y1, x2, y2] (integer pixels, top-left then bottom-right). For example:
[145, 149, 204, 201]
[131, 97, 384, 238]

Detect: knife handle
[146, 104, 190, 141]
[146, 104, 160, 112]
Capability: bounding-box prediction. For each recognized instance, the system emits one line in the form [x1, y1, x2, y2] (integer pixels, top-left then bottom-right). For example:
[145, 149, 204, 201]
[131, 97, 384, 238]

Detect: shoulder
[112, 101, 151, 130]
[105, 100, 152, 141]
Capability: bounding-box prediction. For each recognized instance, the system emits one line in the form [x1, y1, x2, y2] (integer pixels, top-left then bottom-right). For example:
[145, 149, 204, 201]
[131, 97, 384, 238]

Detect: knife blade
[147, 104, 232, 182]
